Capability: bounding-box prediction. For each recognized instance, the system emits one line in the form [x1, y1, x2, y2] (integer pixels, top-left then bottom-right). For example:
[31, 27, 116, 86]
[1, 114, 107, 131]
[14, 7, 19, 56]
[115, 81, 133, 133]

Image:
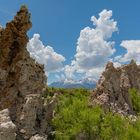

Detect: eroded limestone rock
[0, 109, 16, 140]
[90, 60, 140, 115]
[30, 134, 47, 140]
[0, 6, 47, 139]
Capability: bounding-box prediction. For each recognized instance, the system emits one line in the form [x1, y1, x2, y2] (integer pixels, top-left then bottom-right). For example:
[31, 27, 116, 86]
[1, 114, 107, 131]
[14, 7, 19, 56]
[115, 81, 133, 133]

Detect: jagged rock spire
[90, 61, 140, 115]
[0, 5, 32, 67]
[0, 6, 47, 139]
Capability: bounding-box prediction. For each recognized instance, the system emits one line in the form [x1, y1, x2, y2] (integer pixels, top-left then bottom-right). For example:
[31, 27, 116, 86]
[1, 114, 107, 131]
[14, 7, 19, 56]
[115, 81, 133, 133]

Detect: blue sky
[1, 0, 140, 84]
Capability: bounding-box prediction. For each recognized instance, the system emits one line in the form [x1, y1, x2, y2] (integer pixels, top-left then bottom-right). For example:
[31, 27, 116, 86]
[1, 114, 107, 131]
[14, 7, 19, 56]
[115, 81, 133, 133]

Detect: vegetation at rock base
[44, 87, 140, 140]
[129, 88, 140, 114]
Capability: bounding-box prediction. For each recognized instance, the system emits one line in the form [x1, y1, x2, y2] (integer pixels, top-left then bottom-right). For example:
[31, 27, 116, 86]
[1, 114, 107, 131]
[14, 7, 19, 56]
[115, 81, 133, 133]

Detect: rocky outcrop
[90, 60, 140, 115]
[0, 109, 16, 140]
[30, 134, 47, 140]
[0, 6, 48, 139]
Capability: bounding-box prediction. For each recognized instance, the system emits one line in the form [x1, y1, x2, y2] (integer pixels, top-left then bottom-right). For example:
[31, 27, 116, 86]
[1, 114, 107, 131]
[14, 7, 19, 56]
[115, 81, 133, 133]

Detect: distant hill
[49, 79, 96, 89]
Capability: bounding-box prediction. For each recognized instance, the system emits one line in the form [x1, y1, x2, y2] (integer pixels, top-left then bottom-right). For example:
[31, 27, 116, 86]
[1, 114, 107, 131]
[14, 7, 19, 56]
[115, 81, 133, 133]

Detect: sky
[0, 0, 140, 84]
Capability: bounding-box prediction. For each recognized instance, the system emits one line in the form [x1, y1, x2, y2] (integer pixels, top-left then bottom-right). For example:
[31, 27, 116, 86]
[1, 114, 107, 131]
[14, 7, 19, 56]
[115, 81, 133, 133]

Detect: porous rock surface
[90, 60, 140, 115]
[0, 109, 16, 140]
[0, 6, 48, 140]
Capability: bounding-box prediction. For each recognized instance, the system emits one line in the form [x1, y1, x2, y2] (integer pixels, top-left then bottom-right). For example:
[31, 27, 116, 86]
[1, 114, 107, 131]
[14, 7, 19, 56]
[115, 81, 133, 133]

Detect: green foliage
[100, 113, 127, 140]
[44, 87, 140, 140]
[52, 89, 100, 139]
[129, 88, 140, 113]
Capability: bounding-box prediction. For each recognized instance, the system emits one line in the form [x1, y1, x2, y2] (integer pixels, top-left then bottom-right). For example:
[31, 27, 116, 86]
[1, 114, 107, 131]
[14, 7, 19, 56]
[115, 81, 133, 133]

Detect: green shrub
[100, 113, 127, 140]
[47, 88, 140, 140]
[129, 88, 140, 113]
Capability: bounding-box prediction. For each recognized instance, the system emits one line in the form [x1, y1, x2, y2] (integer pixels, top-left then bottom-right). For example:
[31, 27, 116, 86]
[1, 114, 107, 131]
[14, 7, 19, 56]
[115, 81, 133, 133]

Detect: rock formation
[0, 6, 48, 140]
[0, 109, 16, 140]
[90, 60, 140, 115]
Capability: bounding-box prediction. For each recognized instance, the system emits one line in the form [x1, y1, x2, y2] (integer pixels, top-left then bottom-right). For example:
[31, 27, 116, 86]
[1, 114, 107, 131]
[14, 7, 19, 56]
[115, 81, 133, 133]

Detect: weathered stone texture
[0, 6, 47, 139]
[90, 60, 140, 115]
[0, 109, 16, 140]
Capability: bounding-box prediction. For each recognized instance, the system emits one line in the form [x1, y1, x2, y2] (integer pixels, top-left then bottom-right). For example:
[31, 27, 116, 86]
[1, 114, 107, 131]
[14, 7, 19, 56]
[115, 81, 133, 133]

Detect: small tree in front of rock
[129, 88, 140, 114]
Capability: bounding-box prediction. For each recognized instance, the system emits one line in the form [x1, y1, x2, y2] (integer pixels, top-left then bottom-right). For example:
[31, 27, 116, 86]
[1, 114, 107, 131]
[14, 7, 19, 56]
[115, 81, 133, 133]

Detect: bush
[47, 88, 140, 140]
[129, 88, 140, 113]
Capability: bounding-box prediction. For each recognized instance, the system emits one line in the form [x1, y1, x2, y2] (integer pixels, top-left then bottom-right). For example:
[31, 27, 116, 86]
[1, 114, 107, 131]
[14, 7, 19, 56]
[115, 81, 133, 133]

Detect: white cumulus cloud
[27, 34, 65, 74]
[64, 9, 118, 82]
[91, 9, 118, 39]
[116, 40, 140, 64]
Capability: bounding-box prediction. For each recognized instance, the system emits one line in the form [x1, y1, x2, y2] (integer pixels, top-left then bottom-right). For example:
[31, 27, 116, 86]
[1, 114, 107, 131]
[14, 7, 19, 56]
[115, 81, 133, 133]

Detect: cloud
[28, 10, 140, 85]
[116, 40, 140, 64]
[27, 34, 65, 74]
[91, 9, 118, 39]
[64, 64, 75, 80]
[55, 73, 65, 81]
[64, 9, 118, 82]
[26, 10, 140, 85]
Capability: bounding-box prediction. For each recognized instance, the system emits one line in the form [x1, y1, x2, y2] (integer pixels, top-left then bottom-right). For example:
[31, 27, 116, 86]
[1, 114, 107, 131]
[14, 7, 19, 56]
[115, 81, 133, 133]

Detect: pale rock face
[90, 60, 140, 115]
[19, 94, 43, 138]
[0, 6, 48, 139]
[0, 109, 16, 140]
[30, 134, 47, 140]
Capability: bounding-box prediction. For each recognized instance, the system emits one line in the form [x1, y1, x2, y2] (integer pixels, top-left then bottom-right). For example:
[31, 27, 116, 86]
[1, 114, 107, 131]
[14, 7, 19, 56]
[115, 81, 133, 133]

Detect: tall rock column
[0, 6, 47, 139]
